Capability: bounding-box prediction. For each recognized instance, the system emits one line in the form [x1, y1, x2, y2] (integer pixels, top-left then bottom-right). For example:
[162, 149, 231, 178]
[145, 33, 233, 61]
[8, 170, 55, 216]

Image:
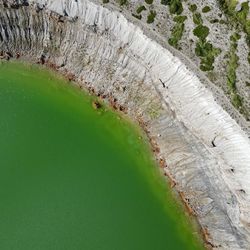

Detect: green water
[0, 62, 203, 250]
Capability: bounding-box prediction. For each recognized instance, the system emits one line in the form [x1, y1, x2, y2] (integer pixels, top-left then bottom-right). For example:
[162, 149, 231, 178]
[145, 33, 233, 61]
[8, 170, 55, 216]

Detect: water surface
[0, 62, 203, 249]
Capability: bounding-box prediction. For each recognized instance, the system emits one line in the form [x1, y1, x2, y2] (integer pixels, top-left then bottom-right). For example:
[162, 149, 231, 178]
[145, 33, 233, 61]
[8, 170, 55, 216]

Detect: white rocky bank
[1, 0, 250, 249]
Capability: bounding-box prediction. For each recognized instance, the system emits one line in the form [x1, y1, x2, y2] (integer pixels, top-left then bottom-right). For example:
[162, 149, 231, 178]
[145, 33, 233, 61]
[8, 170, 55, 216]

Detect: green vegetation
[193, 25, 209, 41]
[169, 0, 183, 14]
[202, 6, 211, 13]
[191, 9, 221, 71]
[173, 15, 187, 23]
[189, 4, 197, 12]
[161, 0, 171, 5]
[195, 40, 221, 71]
[160, 0, 183, 15]
[136, 5, 146, 14]
[210, 18, 219, 23]
[168, 16, 187, 47]
[145, 0, 153, 4]
[103, 0, 109, 3]
[193, 12, 203, 25]
[119, 0, 127, 6]
[227, 33, 240, 91]
[147, 10, 156, 23]
[226, 32, 244, 109]
[132, 13, 142, 19]
[218, 1, 250, 64]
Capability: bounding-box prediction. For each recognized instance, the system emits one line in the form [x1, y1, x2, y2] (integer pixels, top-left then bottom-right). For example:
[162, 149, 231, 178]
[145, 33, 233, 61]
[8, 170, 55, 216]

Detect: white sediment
[1, 0, 250, 248]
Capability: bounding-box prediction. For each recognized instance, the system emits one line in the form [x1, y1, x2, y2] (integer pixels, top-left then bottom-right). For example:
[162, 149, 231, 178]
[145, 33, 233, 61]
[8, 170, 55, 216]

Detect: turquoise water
[0, 62, 203, 250]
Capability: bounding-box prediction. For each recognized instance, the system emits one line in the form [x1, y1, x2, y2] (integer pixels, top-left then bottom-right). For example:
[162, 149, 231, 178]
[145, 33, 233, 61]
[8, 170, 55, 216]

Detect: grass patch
[147, 10, 156, 23]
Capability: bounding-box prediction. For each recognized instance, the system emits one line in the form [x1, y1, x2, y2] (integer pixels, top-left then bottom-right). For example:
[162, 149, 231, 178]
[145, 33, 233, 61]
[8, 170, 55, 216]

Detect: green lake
[0, 62, 203, 250]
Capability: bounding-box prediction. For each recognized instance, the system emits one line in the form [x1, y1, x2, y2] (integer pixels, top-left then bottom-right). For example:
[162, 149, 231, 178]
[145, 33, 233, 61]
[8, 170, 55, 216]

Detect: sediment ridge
[1, 0, 250, 249]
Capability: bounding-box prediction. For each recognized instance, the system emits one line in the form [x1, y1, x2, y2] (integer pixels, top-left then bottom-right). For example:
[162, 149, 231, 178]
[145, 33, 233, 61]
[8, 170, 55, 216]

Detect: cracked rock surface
[1, 0, 250, 249]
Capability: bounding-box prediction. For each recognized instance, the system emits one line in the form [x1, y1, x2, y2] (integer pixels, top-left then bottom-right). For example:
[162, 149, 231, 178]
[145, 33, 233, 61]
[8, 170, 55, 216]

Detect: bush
[202, 6, 211, 13]
[169, 0, 183, 15]
[173, 15, 187, 23]
[132, 13, 142, 20]
[168, 22, 185, 47]
[168, 15, 186, 48]
[136, 5, 146, 14]
[193, 12, 203, 25]
[161, 0, 171, 5]
[193, 25, 209, 40]
[119, 0, 127, 6]
[147, 10, 156, 23]
[189, 4, 197, 12]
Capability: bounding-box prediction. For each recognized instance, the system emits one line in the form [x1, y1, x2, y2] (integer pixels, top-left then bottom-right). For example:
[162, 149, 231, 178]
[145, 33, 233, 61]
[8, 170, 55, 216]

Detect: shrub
[189, 4, 197, 12]
[147, 10, 156, 23]
[169, 0, 183, 15]
[161, 0, 171, 5]
[119, 0, 127, 6]
[202, 6, 211, 13]
[132, 13, 142, 19]
[173, 15, 187, 23]
[193, 12, 203, 25]
[168, 16, 186, 48]
[168, 22, 185, 47]
[136, 5, 146, 14]
[193, 25, 209, 40]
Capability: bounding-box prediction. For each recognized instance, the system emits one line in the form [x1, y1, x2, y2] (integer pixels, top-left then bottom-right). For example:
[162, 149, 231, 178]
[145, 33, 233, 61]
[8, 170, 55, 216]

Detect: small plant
[145, 0, 153, 4]
[147, 10, 156, 23]
[103, 0, 109, 3]
[202, 6, 211, 13]
[189, 4, 197, 12]
[136, 5, 146, 14]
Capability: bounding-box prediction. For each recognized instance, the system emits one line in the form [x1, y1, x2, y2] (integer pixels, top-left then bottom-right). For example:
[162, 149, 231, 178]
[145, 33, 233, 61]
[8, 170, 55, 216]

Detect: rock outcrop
[1, 0, 250, 249]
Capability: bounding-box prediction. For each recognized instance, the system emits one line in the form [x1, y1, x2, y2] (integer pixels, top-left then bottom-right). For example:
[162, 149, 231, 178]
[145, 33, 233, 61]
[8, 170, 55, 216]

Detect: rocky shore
[1, 0, 250, 249]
